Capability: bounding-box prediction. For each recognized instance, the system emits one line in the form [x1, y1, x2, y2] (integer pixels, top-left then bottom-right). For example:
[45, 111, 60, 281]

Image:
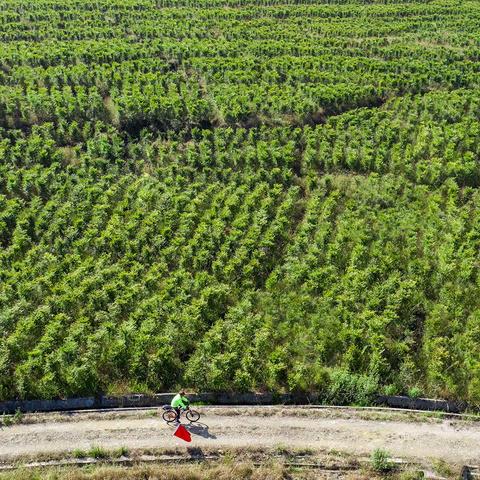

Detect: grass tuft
[370, 448, 395, 473]
[1, 409, 23, 427]
[398, 470, 425, 480]
[113, 446, 129, 458]
[72, 449, 87, 459]
[432, 459, 454, 478]
[87, 446, 108, 459]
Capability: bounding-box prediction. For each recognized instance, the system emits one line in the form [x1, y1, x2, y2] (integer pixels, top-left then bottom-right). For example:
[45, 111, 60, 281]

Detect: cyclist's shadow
[186, 422, 217, 439]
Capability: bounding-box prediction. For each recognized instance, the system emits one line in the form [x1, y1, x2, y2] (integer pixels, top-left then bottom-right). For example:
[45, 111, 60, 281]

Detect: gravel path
[1, 407, 479, 463]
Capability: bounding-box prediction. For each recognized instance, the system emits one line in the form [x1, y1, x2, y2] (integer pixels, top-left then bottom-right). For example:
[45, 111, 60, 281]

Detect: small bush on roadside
[383, 384, 400, 396]
[407, 387, 422, 399]
[72, 449, 87, 459]
[325, 370, 378, 406]
[88, 446, 108, 459]
[432, 459, 453, 478]
[113, 446, 129, 458]
[12, 409, 23, 424]
[1, 414, 12, 427]
[370, 448, 394, 473]
[273, 443, 290, 456]
[1, 409, 23, 427]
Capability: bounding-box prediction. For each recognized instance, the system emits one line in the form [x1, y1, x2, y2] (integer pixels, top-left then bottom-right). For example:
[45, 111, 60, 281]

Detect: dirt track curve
[1, 407, 479, 464]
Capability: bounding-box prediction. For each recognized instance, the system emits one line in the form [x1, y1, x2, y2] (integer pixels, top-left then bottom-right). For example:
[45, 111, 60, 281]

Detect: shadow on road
[186, 422, 217, 439]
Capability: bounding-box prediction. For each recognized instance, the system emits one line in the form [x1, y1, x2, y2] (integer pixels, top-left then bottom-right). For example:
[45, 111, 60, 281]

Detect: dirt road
[1, 407, 479, 464]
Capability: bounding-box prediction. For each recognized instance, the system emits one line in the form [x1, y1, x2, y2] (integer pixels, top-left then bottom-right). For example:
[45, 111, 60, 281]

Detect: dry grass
[8, 405, 477, 428]
[0, 461, 287, 480]
[0, 462, 435, 480]
[0, 446, 459, 480]
[2, 445, 355, 468]
[202, 406, 475, 425]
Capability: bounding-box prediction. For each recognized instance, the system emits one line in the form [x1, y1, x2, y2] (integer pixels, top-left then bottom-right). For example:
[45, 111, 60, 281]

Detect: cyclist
[171, 390, 190, 423]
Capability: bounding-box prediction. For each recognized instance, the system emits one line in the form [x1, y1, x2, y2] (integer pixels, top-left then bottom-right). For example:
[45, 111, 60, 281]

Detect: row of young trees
[1, 0, 480, 403]
[187, 173, 480, 403]
[2, 88, 480, 401]
[303, 90, 480, 187]
[1, 0, 479, 134]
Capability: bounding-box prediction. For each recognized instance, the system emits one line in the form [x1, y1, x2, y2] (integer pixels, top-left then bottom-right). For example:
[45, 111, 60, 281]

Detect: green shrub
[113, 446, 129, 458]
[287, 364, 330, 394]
[72, 449, 87, 459]
[88, 446, 108, 459]
[432, 459, 453, 478]
[370, 448, 394, 473]
[12, 409, 23, 424]
[383, 384, 400, 396]
[407, 387, 422, 399]
[1, 414, 13, 427]
[1, 409, 23, 427]
[325, 370, 378, 406]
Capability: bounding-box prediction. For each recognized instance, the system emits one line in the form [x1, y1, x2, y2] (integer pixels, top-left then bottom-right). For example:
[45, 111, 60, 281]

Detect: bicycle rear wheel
[186, 409, 200, 422]
[163, 410, 177, 423]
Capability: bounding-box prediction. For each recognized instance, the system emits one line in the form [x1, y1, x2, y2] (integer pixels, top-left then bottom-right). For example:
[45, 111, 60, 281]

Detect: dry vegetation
[2, 462, 288, 480]
[0, 445, 460, 480]
[0, 459, 458, 480]
[5, 406, 480, 428]
[0, 460, 434, 480]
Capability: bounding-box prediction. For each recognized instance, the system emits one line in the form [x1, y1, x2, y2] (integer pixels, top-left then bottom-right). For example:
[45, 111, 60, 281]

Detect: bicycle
[162, 405, 201, 423]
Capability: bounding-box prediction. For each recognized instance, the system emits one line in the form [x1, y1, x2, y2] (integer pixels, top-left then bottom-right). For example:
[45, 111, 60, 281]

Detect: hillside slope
[1, 0, 480, 402]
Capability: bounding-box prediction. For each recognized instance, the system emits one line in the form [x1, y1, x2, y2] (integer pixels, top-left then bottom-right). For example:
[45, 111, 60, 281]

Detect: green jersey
[171, 393, 189, 408]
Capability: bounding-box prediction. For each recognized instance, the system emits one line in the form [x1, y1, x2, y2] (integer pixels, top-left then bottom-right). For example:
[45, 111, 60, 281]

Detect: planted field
[1, 0, 480, 403]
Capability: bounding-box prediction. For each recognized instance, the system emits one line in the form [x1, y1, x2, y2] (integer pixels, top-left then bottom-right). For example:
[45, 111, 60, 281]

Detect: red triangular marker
[173, 424, 191, 442]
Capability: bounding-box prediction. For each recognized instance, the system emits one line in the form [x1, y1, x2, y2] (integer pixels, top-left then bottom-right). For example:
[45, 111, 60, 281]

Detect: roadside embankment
[0, 392, 469, 415]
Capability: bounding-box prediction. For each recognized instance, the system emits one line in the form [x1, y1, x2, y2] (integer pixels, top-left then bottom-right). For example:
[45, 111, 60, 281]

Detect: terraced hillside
[1, 0, 480, 403]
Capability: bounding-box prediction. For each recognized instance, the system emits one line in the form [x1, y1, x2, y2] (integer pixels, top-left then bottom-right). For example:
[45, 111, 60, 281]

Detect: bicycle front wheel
[186, 409, 200, 422]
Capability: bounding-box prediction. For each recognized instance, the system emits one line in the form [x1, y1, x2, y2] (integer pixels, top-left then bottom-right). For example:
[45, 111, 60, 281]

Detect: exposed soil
[0, 407, 479, 464]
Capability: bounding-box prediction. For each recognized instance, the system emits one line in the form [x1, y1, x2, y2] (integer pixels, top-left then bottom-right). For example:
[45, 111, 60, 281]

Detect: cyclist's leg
[175, 407, 181, 422]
